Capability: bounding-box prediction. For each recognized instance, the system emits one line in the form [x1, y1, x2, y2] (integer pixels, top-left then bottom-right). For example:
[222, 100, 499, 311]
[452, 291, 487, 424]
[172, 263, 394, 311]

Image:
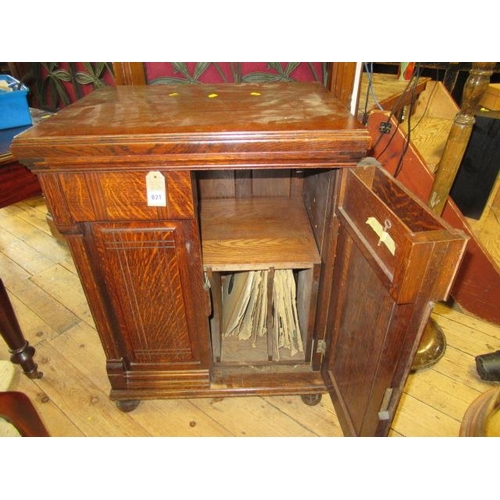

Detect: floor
[1, 195, 499, 438]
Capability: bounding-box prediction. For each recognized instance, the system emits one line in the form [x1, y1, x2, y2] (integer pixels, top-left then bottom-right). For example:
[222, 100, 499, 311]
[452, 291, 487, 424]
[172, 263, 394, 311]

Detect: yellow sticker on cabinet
[146, 171, 167, 207]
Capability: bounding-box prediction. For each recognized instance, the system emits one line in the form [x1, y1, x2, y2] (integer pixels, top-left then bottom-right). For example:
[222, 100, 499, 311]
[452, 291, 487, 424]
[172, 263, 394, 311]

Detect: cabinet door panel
[323, 166, 467, 436]
[323, 226, 413, 436]
[91, 220, 210, 370]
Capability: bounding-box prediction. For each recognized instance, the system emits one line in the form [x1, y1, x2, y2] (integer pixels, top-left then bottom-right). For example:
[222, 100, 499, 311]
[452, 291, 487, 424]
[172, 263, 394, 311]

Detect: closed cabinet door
[90, 220, 211, 373]
[322, 166, 467, 436]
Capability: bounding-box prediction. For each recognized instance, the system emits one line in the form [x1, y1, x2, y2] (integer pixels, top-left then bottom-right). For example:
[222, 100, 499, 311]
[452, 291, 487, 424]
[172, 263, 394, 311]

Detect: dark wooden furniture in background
[0, 126, 42, 209]
[11, 82, 467, 436]
[460, 387, 500, 436]
[0, 391, 49, 437]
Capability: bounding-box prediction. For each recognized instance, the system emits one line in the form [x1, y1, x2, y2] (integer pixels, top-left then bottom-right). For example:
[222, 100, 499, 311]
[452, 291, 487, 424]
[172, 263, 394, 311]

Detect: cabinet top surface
[12, 83, 371, 168]
[17, 83, 367, 138]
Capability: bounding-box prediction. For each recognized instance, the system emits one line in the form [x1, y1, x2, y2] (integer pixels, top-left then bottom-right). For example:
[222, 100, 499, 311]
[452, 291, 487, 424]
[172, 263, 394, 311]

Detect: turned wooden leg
[413, 62, 497, 371]
[0, 279, 43, 379]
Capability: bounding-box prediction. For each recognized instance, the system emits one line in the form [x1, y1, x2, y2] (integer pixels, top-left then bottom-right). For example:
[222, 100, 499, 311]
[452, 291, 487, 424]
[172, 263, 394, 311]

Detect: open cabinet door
[322, 165, 468, 436]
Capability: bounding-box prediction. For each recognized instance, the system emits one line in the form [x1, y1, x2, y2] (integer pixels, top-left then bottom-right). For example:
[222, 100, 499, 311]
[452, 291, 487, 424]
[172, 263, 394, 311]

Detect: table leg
[0, 279, 42, 379]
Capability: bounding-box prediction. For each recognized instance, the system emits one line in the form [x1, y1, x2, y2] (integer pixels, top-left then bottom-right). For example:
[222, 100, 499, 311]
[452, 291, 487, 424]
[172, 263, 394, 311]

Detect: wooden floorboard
[1, 196, 500, 437]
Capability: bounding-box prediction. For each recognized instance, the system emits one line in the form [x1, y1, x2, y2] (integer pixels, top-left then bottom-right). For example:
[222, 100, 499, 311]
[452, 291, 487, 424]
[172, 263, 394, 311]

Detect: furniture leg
[0, 279, 42, 379]
[0, 391, 49, 437]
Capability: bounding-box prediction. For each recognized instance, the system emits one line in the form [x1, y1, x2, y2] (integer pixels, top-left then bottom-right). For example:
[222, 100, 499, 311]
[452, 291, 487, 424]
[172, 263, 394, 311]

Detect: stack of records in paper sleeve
[221, 269, 302, 360]
[272, 269, 303, 360]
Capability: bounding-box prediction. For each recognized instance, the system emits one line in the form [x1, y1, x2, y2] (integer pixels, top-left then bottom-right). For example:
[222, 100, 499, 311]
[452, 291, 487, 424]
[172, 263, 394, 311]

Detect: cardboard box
[480, 83, 500, 111]
[0, 75, 32, 130]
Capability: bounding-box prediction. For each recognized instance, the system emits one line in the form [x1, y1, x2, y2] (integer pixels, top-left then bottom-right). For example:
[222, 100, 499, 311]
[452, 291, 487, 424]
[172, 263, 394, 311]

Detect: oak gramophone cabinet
[11, 82, 467, 436]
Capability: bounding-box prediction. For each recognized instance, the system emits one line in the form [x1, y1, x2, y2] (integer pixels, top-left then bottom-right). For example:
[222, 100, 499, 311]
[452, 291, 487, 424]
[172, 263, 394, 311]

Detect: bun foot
[115, 399, 141, 412]
[300, 393, 322, 406]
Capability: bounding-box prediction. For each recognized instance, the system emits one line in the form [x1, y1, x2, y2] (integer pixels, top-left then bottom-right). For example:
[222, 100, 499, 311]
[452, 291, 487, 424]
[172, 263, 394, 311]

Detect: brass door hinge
[316, 340, 326, 355]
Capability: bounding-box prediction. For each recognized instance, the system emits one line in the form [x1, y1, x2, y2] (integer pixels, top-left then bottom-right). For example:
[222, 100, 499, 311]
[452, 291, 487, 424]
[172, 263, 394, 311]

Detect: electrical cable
[370, 73, 418, 155]
[362, 63, 372, 122]
[393, 64, 424, 177]
[393, 106, 411, 177]
[368, 65, 455, 180]
[363, 62, 384, 118]
[393, 65, 448, 178]
[374, 63, 423, 164]
[408, 68, 441, 133]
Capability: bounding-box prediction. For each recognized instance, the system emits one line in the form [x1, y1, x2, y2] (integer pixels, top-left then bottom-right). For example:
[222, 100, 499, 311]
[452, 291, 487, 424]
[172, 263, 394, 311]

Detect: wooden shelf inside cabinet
[200, 197, 321, 271]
